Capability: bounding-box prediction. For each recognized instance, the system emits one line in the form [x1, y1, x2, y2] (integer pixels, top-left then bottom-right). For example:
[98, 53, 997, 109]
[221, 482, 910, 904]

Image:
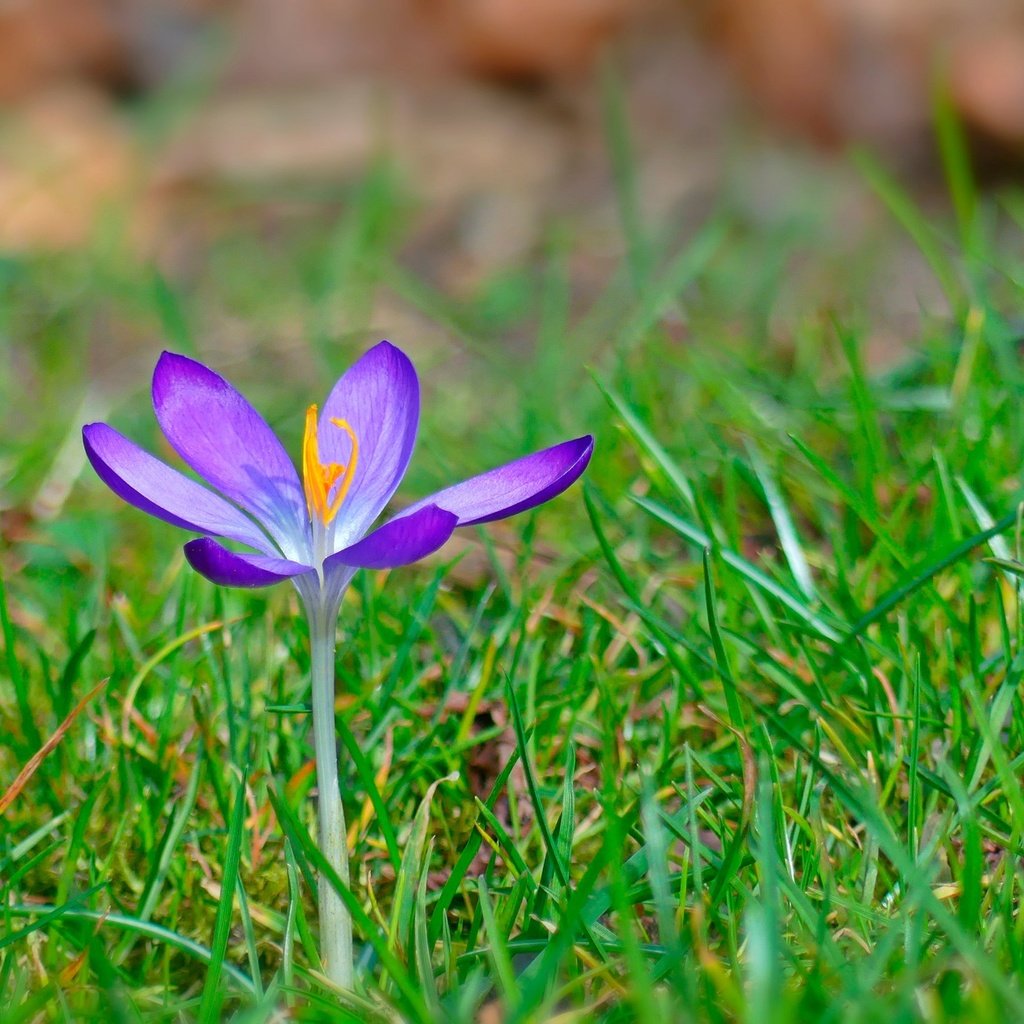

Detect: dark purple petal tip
[405, 434, 594, 528]
[326, 504, 458, 571]
[184, 538, 313, 589]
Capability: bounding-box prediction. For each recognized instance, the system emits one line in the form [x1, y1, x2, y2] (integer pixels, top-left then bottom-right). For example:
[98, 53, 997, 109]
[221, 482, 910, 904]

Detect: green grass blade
[197, 764, 250, 1023]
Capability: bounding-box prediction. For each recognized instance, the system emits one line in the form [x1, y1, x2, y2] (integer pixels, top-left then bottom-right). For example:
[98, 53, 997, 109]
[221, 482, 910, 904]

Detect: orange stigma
[302, 404, 358, 524]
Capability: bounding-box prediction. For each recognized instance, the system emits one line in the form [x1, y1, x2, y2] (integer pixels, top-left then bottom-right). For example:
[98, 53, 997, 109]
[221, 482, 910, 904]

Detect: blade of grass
[746, 443, 816, 601]
[4, 902, 253, 992]
[635, 495, 843, 642]
[0, 574, 42, 752]
[268, 785, 434, 1023]
[197, 764, 249, 1024]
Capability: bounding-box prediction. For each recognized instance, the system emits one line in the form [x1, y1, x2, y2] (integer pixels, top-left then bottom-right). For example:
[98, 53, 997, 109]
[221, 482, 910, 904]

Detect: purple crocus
[84, 341, 590, 609]
[82, 339, 592, 989]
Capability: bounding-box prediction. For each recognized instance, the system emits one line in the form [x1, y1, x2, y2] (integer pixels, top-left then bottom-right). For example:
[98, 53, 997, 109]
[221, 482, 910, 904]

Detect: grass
[5, 75, 1024, 1022]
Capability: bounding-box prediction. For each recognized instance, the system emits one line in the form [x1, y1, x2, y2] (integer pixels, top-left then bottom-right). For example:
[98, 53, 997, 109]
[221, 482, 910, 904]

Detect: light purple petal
[184, 538, 314, 589]
[319, 341, 419, 543]
[152, 352, 308, 558]
[324, 504, 457, 570]
[83, 423, 276, 554]
[401, 435, 594, 527]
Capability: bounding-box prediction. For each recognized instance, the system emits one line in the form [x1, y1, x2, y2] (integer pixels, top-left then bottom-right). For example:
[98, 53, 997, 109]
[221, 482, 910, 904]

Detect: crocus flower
[83, 342, 591, 610]
[82, 340, 592, 988]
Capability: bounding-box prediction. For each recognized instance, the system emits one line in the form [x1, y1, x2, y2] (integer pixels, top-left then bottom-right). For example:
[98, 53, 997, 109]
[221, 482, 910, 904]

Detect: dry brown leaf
[0, 677, 109, 817]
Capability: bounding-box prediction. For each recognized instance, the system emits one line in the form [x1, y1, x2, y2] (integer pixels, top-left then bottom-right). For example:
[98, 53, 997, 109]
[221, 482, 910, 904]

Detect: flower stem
[308, 604, 354, 989]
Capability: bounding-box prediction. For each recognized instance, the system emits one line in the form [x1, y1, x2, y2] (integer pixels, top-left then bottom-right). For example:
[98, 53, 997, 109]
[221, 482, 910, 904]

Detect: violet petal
[324, 504, 457, 570]
[83, 423, 276, 554]
[152, 352, 308, 558]
[319, 341, 419, 545]
[401, 435, 593, 527]
[184, 537, 314, 588]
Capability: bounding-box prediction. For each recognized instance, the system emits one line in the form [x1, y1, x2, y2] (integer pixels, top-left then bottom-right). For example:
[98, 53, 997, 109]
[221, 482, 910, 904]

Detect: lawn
[3, 95, 1024, 1022]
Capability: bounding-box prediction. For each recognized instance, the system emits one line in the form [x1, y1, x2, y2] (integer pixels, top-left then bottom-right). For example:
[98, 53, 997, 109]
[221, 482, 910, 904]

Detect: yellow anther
[302, 405, 359, 525]
[327, 418, 358, 511]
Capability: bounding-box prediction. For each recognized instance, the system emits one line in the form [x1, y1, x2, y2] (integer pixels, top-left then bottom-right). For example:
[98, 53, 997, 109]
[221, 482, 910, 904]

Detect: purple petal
[83, 423, 275, 554]
[184, 538, 314, 588]
[152, 352, 308, 558]
[319, 341, 419, 543]
[325, 504, 457, 570]
[401, 435, 593, 527]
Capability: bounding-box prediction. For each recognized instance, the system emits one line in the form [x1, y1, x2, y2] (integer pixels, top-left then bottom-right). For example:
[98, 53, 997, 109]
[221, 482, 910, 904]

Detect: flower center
[302, 404, 358, 525]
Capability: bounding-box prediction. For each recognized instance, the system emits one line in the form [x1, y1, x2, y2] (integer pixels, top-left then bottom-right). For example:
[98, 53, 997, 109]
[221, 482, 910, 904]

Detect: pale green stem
[308, 601, 353, 989]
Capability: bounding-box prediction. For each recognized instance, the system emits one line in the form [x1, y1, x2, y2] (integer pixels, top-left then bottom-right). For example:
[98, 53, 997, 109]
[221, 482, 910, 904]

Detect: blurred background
[5, 0, 1024, 252]
[3, 0, 1024, 529]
